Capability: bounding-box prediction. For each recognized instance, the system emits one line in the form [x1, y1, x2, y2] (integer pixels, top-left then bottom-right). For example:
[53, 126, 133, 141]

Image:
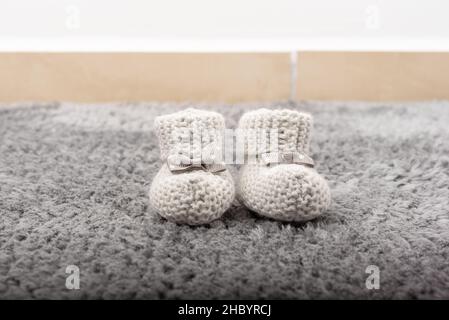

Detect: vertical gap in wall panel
[289, 51, 298, 101]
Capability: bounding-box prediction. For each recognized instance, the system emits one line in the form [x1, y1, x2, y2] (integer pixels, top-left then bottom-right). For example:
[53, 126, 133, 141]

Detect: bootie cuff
[155, 108, 225, 160]
[238, 108, 312, 154]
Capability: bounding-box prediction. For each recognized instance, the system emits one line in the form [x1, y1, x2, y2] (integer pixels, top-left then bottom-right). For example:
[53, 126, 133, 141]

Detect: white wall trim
[1, 37, 449, 52]
[289, 52, 298, 100]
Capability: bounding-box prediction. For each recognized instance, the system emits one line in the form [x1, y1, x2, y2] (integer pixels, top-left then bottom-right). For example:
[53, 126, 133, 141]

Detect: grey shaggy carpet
[1, 101, 449, 299]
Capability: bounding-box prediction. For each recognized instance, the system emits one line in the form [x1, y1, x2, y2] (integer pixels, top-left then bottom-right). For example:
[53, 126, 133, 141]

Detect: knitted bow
[260, 151, 315, 168]
[166, 154, 226, 173]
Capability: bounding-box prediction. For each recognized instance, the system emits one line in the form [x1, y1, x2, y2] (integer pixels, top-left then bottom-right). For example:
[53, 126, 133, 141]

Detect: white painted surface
[1, 0, 448, 51]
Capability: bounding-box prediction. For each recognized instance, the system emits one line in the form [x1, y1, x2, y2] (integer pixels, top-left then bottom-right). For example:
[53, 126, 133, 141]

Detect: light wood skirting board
[0, 53, 448, 102]
[297, 52, 449, 101]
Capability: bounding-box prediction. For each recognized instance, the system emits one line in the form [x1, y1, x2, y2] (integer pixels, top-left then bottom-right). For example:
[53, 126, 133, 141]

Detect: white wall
[1, 0, 449, 51]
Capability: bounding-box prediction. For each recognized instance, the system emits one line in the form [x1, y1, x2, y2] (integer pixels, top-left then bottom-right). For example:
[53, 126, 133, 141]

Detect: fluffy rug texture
[0, 101, 448, 299]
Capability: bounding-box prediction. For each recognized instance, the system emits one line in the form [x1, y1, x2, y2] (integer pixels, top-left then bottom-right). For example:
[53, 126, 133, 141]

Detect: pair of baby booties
[149, 108, 331, 225]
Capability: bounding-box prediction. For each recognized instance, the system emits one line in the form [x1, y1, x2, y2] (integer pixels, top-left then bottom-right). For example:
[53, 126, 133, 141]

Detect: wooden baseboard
[297, 52, 449, 101]
[0, 52, 448, 102]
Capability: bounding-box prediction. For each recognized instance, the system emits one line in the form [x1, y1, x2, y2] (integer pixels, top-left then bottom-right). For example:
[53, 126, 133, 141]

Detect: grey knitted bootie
[238, 109, 331, 222]
[149, 108, 235, 225]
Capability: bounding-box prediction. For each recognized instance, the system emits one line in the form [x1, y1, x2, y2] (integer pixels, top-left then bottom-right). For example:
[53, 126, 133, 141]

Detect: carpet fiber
[1, 101, 448, 299]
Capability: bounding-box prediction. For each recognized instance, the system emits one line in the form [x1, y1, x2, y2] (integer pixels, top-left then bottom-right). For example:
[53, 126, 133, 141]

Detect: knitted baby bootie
[238, 109, 331, 222]
[149, 108, 235, 225]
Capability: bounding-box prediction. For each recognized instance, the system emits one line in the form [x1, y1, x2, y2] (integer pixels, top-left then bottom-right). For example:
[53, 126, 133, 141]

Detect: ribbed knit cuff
[238, 108, 312, 154]
[154, 108, 225, 160]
